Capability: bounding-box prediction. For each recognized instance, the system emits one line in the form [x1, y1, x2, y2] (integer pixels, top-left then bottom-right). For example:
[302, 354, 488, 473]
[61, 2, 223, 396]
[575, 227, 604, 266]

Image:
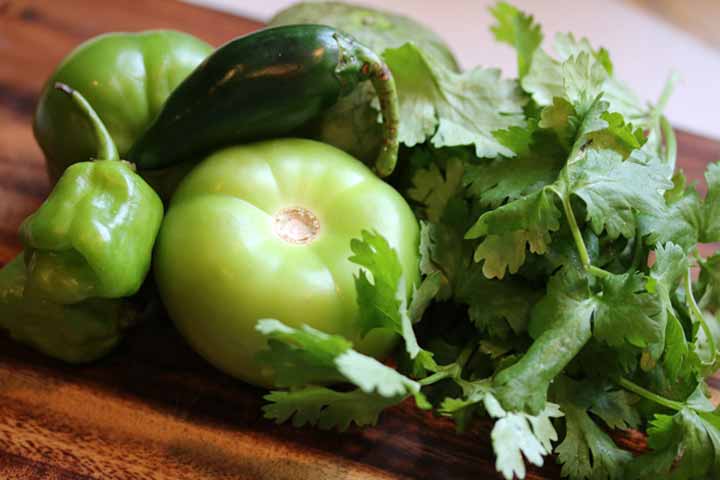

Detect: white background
[187, 0, 720, 140]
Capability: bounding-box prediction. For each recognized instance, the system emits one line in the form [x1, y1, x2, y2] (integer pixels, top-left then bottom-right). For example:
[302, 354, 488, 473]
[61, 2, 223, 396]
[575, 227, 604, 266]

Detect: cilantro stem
[629, 228, 645, 272]
[419, 370, 452, 386]
[588, 265, 611, 279]
[559, 193, 591, 267]
[685, 268, 717, 366]
[660, 116, 677, 172]
[418, 343, 474, 386]
[555, 190, 611, 279]
[617, 377, 684, 411]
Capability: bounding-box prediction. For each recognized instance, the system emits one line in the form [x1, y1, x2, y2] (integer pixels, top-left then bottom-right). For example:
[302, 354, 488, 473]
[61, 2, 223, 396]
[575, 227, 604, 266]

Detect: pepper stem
[358, 48, 400, 177]
[334, 34, 400, 177]
[54, 82, 119, 162]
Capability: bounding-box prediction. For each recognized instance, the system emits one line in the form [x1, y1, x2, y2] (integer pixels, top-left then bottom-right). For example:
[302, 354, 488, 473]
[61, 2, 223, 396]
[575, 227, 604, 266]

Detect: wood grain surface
[1, 1, 720, 479]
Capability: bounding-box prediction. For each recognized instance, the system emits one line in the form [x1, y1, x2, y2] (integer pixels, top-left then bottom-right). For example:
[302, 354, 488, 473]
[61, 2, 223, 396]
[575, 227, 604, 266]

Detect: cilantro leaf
[664, 310, 690, 381]
[586, 111, 646, 158]
[466, 188, 562, 278]
[263, 387, 402, 431]
[647, 243, 690, 377]
[552, 377, 633, 480]
[553, 32, 612, 72]
[464, 147, 563, 208]
[255, 319, 351, 387]
[698, 251, 720, 311]
[557, 402, 632, 479]
[455, 270, 542, 338]
[592, 271, 665, 352]
[382, 43, 526, 157]
[523, 32, 645, 122]
[256, 319, 420, 394]
[350, 230, 429, 360]
[493, 121, 537, 156]
[561, 148, 672, 240]
[562, 53, 607, 116]
[440, 379, 563, 480]
[257, 319, 425, 431]
[700, 161, 720, 242]
[489, 1, 543, 78]
[408, 154, 465, 223]
[494, 267, 594, 413]
[521, 48, 564, 106]
[539, 96, 577, 149]
[589, 388, 641, 431]
[640, 171, 702, 253]
[628, 407, 720, 479]
[493, 405, 563, 480]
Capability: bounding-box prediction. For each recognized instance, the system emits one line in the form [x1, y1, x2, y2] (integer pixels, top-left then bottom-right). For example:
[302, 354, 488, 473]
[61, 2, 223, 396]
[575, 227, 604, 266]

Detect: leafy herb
[259, 2, 720, 479]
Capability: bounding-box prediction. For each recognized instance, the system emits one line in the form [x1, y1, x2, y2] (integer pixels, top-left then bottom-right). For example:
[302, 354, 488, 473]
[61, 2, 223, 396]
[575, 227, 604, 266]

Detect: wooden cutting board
[1, 1, 720, 479]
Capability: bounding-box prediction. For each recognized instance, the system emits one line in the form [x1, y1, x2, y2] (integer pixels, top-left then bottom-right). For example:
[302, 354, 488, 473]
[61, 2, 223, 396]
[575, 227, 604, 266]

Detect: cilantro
[263, 388, 399, 431]
[464, 145, 562, 209]
[640, 171, 702, 253]
[592, 271, 665, 351]
[489, 1, 543, 79]
[493, 267, 594, 413]
[382, 43, 526, 157]
[553, 378, 633, 480]
[700, 162, 720, 242]
[408, 154, 465, 223]
[466, 189, 562, 278]
[257, 3, 720, 480]
[256, 319, 426, 431]
[350, 229, 430, 362]
[698, 251, 720, 311]
[627, 398, 720, 479]
[440, 379, 563, 480]
[559, 148, 672, 240]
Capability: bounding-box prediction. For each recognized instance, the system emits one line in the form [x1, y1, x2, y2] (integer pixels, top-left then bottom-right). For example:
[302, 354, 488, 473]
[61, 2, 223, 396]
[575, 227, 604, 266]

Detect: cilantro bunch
[255, 3, 720, 479]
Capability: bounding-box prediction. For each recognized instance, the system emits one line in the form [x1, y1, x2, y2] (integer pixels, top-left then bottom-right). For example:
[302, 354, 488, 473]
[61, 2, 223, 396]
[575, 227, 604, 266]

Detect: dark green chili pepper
[128, 24, 400, 177]
[20, 83, 164, 304]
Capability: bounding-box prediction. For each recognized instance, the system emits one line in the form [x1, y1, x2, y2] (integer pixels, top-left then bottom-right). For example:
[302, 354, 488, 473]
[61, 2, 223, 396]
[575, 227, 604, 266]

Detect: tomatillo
[154, 139, 420, 386]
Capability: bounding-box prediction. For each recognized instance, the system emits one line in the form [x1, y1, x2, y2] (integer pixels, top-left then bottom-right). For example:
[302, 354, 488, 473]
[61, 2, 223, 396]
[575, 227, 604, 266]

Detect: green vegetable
[0, 256, 136, 363]
[153, 139, 420, 387]
[21, 84, 163, 305]
[129, 25, 400, 177]
[269, 1, 459, 163]
[257, 319, 427, 430]
[33, 30, 213, 198]
[255, 3, 720, 479]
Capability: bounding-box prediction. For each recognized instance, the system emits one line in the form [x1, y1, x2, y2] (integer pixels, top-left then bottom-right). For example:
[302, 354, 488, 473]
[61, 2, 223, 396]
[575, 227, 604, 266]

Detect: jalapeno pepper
[128, 25, 401, 177]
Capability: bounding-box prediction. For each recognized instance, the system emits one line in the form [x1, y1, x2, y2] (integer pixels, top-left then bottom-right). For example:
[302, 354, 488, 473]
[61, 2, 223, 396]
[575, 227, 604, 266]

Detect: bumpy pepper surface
[128, 25, 401, 177]
[33, 30, 213, 197]
[0, 256, 136, 363]
[21, 84, 163, 305]
[153, 139, 419, 387]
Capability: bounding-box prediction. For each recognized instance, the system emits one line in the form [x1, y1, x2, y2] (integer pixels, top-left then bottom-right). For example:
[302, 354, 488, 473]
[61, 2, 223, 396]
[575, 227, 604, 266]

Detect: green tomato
[154, 139, 420, 387]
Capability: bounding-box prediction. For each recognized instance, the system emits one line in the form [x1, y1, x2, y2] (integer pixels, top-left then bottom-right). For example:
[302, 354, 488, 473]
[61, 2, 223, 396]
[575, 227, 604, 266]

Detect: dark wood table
[1, 1, 720, 479]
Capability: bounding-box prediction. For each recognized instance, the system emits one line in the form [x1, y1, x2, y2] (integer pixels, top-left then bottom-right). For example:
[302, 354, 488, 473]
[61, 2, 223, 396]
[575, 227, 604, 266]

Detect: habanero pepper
[128, 25, 401, 177]
[20, 83, 163, 305]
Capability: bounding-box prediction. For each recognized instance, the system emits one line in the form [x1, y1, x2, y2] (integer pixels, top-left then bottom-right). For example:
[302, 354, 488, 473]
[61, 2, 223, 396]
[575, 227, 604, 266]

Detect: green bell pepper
[21, 84, 163, 305]
[33, 30, 213, 198]
[0, 256, 136, 363]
